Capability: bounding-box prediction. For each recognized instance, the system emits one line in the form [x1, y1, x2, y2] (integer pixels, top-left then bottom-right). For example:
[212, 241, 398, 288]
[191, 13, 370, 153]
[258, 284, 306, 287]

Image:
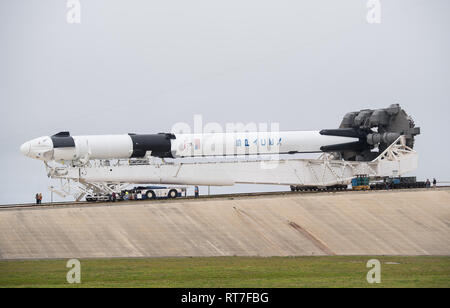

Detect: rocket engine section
[325, 104, 421, 161]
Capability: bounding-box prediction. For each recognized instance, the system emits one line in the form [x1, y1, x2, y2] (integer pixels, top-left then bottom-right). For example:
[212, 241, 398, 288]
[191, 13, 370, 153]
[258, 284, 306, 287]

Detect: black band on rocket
[129, 133, 175, 158]
[51, 132, 75, 148]
[319, 128, 371, 152]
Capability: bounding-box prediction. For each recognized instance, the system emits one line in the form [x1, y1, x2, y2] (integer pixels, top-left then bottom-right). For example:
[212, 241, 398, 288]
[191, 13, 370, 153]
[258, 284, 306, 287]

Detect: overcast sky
[1, 0, 449, 204]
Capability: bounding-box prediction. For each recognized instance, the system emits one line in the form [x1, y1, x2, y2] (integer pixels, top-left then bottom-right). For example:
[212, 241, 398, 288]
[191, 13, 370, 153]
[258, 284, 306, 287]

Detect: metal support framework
[45, 136, 418, 200]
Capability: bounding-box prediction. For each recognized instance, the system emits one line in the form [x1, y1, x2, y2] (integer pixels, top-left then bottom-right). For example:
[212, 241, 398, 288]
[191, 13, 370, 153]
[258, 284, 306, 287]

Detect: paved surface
[0, 188, 449, 259]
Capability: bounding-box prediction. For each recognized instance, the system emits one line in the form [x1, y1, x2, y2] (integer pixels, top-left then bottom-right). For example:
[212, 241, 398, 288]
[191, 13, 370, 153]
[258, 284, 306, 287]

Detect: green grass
[0, 256, 449, 288]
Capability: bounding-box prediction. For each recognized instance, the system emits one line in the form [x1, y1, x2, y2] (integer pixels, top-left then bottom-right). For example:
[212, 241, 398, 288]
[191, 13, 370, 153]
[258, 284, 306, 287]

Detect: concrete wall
[0, 189, 449, 259]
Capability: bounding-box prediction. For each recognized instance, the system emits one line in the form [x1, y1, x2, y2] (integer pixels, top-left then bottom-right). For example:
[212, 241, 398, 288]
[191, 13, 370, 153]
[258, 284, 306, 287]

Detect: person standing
[194, 186, 199, 198]
[35, 193, 39, 205]
[38, 193, 42, 204]
[433, 178, 437, 188]
[426, 179, 431, 189]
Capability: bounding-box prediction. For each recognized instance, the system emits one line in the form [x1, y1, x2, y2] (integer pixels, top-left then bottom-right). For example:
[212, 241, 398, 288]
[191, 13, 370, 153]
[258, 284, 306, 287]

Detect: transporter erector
[20, 104, 420, 200]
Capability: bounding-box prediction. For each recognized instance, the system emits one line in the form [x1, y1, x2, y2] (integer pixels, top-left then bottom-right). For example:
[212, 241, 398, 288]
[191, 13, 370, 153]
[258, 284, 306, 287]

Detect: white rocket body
[20, 131, 359, 162]
[171, 131, 354, 157]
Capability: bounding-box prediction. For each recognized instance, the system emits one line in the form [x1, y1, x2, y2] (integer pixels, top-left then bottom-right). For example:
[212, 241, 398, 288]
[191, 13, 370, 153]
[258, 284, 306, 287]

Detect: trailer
[370, 177, 426, 190]
[128, 186, 186, 199]
[85, 186, 186, 202]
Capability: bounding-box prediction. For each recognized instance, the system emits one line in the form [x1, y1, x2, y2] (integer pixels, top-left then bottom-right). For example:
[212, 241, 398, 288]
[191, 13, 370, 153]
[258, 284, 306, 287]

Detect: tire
[146, 191, 156, 199]
[168, 189, 177, 198]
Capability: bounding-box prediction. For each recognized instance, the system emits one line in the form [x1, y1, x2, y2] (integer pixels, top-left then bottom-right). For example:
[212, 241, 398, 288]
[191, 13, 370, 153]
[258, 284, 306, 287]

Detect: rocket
[19, 129, 396, 162]
[20, 105, 420, 163]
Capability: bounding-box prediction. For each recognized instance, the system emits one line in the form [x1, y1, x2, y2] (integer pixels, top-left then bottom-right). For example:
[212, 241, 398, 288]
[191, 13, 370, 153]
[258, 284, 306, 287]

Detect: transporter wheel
[146, 191, 156, 199]
[168, 189, 178, 198]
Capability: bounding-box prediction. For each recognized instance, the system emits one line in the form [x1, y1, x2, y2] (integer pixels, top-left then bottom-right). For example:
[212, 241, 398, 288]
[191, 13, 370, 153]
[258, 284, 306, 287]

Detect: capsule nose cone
[20, 142, 30, 156]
